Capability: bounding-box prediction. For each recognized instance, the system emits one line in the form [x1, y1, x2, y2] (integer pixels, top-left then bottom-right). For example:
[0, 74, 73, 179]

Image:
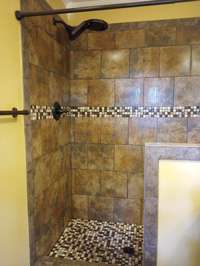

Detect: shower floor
[49, 219, 143, 266]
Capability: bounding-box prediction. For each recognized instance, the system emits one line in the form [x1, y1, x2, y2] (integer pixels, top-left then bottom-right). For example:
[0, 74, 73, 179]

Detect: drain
[123, 246, 135, 256]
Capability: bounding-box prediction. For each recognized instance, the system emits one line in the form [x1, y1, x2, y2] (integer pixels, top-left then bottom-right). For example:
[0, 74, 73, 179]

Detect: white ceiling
[63, 0, 154, 8]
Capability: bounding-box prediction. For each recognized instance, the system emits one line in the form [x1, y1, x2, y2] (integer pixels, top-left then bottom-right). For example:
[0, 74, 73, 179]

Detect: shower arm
[15, 0, 195, 20]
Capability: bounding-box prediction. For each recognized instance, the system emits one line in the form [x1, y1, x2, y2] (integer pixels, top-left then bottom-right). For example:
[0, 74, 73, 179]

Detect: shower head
[53, 18, 108, 41]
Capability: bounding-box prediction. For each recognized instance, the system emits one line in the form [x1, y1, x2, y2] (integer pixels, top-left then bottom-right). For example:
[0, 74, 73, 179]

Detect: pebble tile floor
[49, 219, 143, 266]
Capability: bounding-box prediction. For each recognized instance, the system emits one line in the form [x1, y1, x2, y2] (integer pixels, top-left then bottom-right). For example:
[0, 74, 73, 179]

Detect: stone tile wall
[69, 18, 200, 224]
[21, 0, 71, 264]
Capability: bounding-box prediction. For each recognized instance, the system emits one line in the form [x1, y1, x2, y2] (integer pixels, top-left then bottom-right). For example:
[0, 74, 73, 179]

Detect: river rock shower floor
[49, 219, 143, 266]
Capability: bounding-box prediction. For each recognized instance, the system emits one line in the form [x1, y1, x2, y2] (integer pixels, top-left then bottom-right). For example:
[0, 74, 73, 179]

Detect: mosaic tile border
[30, 105, 200, 120]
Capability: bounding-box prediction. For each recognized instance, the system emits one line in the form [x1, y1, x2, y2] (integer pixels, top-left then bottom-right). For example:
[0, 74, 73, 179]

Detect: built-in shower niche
[144, 143, 200, 266]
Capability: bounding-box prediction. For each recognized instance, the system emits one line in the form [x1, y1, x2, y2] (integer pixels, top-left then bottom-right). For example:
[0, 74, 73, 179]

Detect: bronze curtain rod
[0, 108, 30, 118]
[15, 0, 196, 20]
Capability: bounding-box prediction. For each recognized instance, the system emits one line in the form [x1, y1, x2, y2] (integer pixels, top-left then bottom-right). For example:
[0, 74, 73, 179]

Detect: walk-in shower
[17, 0, 200, 266]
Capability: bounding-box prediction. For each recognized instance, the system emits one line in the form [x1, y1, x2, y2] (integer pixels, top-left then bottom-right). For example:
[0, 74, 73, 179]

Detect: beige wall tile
[175, 77, 200, 106]
[88, 79, 115, 106]
[192, 46, 200, 75]
[102, 49, 130, 78]
[115, 79, 143, 106]
[70, 80, 88, 106]
[128, 173, 144, 199]
[113, 198, 142, 224]
[100, 118, 128, 145]
[72, 169, 101, 196]
[157, 118, 187, 143]
[131, 47, 159, 78]
[115, 145, 144, 173]
[144, 78, 174, 106]
[88, 31, 116, 49]
[177, 25, 200, 45]
[160, 46, 190, 76]
[146, 26, 176, 46]
[71, 51, 101, 79]
[88, 144, 114, 170]
[188, 118, 200, 144]
[101, 171, 127, 198]
[72, 195, 88, 219]
[116, 29, 145, 48]
[71, 144, 87, 169]
[129, 118, 157, 145]
[89, 196, 113, 221]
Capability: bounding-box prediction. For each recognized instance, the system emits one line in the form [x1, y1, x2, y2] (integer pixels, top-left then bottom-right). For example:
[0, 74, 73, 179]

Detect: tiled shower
[21, 0, 200, 265]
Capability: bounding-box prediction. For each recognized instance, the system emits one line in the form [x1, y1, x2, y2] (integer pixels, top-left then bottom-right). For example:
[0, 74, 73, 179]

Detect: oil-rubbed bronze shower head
[53, 17, 108, 41]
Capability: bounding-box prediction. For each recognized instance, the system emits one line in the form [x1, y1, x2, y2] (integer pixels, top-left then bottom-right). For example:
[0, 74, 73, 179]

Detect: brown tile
[101, 171, 127, 198]
[129, 118, 157, 145]
[146, 26, 176, 46]
[188, 118, 200, 144]
[115, 79, 143, 106]
[100, 118, 128, 145]
[88, 144, 114, 170]
[31, 121, 42, 159]
[73, 117, 88, 143]
[192, 46, 200, 75]
[160, 46, 190, 76]
[100, 118, 115, 144]
[175, 77, 200, 106]
[49, 73, 68, 105]
[177, 25, 200, 45]
[33, 154, 51, 197]
[114, 118, 129, 145]
[102, 49, 130, 78]
[49, 149, 65, 182]
[88, 79, 115, 106]
[72, 195, 88, 219]
[70, 33, 88, 50]
[115, 145, 143, 173]
[57, 118, 71, 146]
[71, 144, 87, 169]
[88, 31, 116, 49]
[116, 29, 145, 48]
[144, 78, 174, 106]
[72, 118, 101, 144]
[128, 173, 144, 199]
[131, 47, 159, 77]
[89, 196, 113, 221]
[87, 118, 101, 144]
[62, 145, 71, 170]
[70, 51, 101, 79]
[113, 198, 142, 224]
[157, 118, 187, 143]
[72, 169, 100, 196]
[70, 80, 88, 106]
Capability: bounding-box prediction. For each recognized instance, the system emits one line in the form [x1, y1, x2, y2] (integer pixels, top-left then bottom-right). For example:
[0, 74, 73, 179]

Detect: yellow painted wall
[67, 1, 200, 25]
[0, 1, 30, 266]
[158, 160, 200, 266]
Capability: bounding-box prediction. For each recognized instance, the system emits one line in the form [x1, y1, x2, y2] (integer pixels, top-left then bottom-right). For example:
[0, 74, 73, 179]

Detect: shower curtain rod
[15, 0, 195, 20]
[0, 108, 30, 118]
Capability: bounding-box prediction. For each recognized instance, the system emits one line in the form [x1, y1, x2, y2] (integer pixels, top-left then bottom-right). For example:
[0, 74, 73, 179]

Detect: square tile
[144, 78, 174, 106]
[102, 49, 130, 78]
[115, 79, 143, 106]
[160, 46, 190, 76]
[88, 79, 115, 106]
[131, 47, 159, 78]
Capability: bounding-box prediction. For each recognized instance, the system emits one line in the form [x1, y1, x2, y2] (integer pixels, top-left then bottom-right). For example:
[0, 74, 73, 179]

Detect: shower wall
[21, 0, 71, 263]
[69, 18, 200, 224]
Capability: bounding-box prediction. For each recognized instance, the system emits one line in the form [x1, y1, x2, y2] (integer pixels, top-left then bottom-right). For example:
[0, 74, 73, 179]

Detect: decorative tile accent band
[30, 105, 200, 120]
